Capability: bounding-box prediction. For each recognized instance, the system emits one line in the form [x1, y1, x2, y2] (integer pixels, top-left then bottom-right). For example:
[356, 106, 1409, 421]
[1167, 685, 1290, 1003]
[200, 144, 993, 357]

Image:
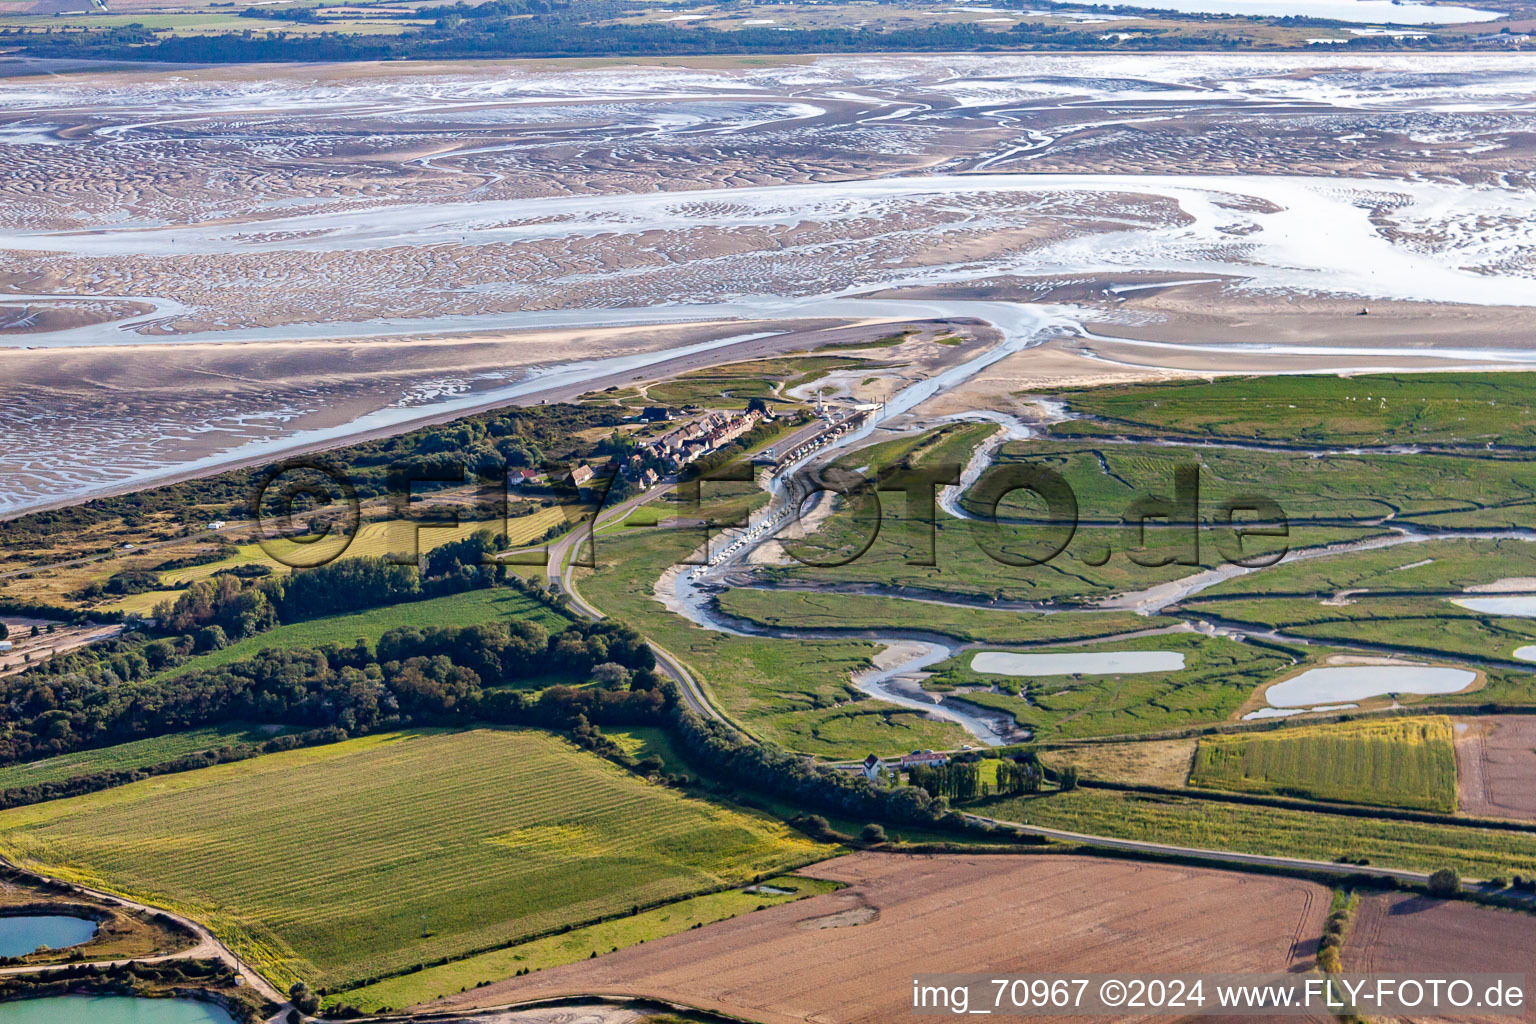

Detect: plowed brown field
[426, 853, 1331, 1024]
[1348, 892, 1536, 1024]
[1456, 717, 1536, 822]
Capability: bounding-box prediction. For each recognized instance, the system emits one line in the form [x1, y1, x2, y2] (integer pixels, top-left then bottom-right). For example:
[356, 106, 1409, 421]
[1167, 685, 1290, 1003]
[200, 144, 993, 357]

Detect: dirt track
[1455, 717, 1536, 822]
[426, 852, 1331, 1024]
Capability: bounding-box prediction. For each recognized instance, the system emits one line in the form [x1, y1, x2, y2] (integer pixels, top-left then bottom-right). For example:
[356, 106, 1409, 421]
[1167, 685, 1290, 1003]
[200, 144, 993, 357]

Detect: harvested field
[1347, 892, 1536, 1024]
[1456, 716, 1536, 822]
[426, 852, 1332, 1023]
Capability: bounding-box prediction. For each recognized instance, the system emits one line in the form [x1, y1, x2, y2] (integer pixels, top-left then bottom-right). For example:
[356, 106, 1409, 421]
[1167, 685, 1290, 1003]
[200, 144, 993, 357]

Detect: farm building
[897, 750, 948, 770]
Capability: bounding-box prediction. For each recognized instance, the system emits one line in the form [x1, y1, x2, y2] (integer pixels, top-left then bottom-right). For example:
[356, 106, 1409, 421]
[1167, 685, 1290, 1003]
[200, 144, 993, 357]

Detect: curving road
[540, 485, 724, 724]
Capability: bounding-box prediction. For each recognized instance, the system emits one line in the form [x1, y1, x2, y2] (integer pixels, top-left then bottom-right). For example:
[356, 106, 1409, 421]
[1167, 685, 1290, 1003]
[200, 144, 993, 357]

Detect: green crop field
[925, 633, 1298, 740]
[0, 728, 826, 991]
[1189, 717, 1459, 812]
[0, 723, 292, 791]
[153, 586, 570, 684]
[987, 788, 1536, 879]
[329, 874, 841, 1012]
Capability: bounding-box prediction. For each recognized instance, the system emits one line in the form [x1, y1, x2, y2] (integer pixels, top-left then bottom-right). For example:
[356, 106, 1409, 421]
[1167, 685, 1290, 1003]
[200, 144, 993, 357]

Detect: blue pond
[0, 916, 97, 959]
[0, 996, 235, 1024]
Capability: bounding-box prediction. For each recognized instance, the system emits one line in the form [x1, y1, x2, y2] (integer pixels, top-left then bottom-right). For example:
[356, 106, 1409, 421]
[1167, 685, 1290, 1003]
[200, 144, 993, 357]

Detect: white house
[860, 753, 883, 781]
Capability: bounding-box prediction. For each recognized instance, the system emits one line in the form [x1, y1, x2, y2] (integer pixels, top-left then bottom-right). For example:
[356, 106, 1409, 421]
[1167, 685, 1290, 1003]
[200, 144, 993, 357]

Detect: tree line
[7, 18, 1465, 66]
[1, 402, 622, 548]
[0, 605, 659, 764]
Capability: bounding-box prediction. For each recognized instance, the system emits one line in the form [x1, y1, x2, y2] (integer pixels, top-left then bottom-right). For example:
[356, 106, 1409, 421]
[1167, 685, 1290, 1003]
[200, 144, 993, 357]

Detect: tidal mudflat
[7, 54, 1536, 515]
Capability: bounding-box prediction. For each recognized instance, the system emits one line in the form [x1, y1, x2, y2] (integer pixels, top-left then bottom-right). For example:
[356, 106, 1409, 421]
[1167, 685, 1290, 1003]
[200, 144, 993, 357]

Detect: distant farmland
[0, 728, 826, 990]
[1190, 717, 1458, 812]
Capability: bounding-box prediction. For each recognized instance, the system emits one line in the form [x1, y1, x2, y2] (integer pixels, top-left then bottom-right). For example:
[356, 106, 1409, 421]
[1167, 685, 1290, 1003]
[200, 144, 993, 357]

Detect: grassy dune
[1189, 717, 1458, 812]
[0, 728, 826, 991]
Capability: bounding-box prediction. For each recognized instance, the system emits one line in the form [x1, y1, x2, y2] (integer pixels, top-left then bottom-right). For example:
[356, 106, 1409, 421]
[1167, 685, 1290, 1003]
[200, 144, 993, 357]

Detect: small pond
[971, 650, 1185, 677]
[1263, 666, 1475, 708]
[1514, 645, 1536, 663]
[1454, 596, 1536, 617]
[0, 997, 235, 1024]
[1096, 0, 1498, 23]
[0, 916, 97, 958]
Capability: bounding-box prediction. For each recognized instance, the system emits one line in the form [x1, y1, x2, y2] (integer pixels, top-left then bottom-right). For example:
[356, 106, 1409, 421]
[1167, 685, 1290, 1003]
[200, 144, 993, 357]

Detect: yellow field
[158, 506, 578, 587]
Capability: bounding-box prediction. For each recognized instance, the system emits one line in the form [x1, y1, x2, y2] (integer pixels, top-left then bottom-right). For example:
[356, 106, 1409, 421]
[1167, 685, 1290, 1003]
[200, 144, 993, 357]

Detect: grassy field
[1037, 738, 1198, 788]
[576, 529, 970, 756]
[0, 728, 827, 991]
[0, 723, 291, 790]
[328, 874, 841, 1012]
[1049, 373, 1536, 447]
[715, 589, 1164, 645]
[1189, 717, 1459, 812]
[1194, 538, 1536, 599]
[987, 788, 1536, 879]
[152, 586, 570, 684]
[926, 633, 1298, 740]
[606, 726, 696, 776]
[982, 440, 1536, 532]
[771, 450, 1377, 606]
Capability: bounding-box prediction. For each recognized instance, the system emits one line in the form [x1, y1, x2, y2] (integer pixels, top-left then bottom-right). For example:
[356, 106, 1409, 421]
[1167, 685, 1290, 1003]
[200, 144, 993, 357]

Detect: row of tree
[0, 599, 654, 762]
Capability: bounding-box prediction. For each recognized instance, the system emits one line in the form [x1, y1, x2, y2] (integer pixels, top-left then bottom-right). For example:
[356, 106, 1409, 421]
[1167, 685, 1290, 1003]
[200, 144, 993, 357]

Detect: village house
[507, 467, 540, 488]
[897, 750, 949, 770]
